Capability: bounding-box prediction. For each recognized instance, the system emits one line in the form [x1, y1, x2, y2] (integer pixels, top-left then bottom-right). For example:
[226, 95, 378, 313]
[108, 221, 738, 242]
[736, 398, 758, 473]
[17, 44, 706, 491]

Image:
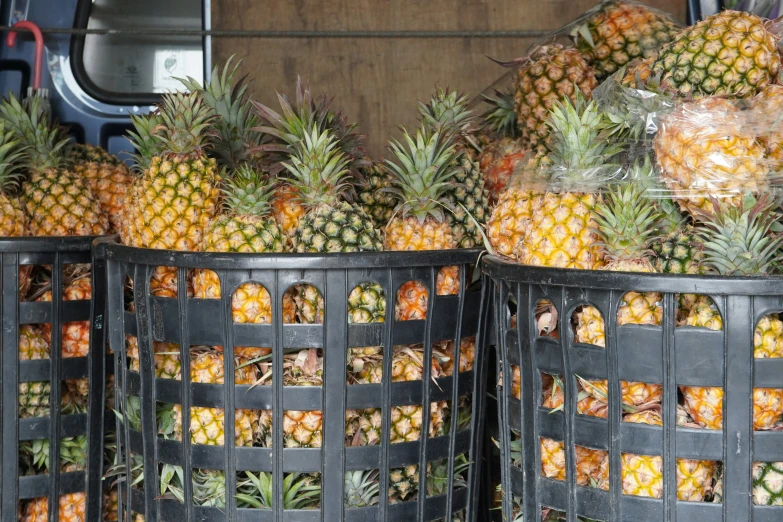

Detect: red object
[6, 21, 44, 91]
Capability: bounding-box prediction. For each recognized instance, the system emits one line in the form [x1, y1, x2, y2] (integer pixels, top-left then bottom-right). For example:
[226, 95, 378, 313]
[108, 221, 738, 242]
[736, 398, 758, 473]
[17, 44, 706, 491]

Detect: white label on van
[153, 50, 203, 93]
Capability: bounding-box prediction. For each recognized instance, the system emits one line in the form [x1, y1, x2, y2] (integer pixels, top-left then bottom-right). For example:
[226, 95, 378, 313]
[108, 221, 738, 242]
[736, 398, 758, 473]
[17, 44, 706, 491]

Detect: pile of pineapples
[97, 55, 492, 519]
[0, 80, 134, 519]
[484, 1, 783, 518]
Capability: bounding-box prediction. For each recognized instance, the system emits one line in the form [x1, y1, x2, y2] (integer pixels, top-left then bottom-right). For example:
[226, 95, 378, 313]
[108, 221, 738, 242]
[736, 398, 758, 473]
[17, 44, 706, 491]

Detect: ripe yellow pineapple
[18, 324, 50, 419]
[654, 97, 768, 219]
[680, 197, 783, 431]
[506, 44, 597, 150]
[1, 92, 109, 236]
[485, 154, 547, 260]
[68, 143, 132, 234]
[37, 274, 92, 398]
[192, 166, 284, 359]
[123, 91, 220, 299]
[571, 0, 680, 78]
[172, 350, 259, 446]
[610, 410, 715, 500]
[539, 382, 607, 487]
[751, 84, 783, 170]
[384, 125, 461, 319]
[126, 337, 182, 380]
[22, 493, 86, 522]
[125, 91, 220, 250]
[576, 172, 664, 407]
[514, 92, 618, 269]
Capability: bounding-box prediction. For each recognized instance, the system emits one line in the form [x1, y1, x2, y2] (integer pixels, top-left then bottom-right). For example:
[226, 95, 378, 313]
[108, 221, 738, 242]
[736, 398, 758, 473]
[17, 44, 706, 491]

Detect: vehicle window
[74, 0, 204, 101]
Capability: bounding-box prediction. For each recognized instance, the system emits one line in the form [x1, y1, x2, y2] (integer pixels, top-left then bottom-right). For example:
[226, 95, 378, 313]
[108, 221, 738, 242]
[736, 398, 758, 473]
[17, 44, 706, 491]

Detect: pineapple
[650, 198, 705, 275]
[171, 350, 259, 446]
[126, 337, 182, 380]
[753, 462, 783, 505]
[681, 196, 783, 431]
[0, 121, 28, 237]
[751, 84, 783, 170]
[539, 381, 607, 487]
[68, 143, 132, 234]
[123, 91, 220, 300]
[418, 88, 490, 249]
[18, 324, 50, 419]
[1, 92, 109, 236]
[121, 112, 163, 247]
[485, 155, 544, 259]
[253, 77, 368, 240]
[178, 57, 263, 169]
[282, 126, 382, 253]
[654, 97, 768, 219]
[355, 159, 396, 229]
[613, 410, 715, 500]
[37, 274, 92, 398]
[478, 88, 528, 204]
[22, 494, 86, 522]
[507, 44, 597, 150]
[643, 10, 782, 98]
[345, 345, 448, 502]
[570, 0, 680, 79]
[124, 90, 220, 251]
[384, 125, 460, 319]
[513, 92, 619, 269]
[192, 165, 284, 359]
[576, 174, 664, 407]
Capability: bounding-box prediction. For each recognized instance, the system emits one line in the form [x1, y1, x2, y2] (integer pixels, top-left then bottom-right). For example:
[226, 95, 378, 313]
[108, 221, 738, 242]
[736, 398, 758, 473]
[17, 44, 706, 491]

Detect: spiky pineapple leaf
[384, 124, 461, 223]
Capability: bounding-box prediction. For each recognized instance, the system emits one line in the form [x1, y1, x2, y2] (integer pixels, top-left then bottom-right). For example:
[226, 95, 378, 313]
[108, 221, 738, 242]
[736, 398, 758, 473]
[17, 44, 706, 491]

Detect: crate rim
[93, 236, 482, 269]
[0, 235, 99, 253]
[482, 254, 783, 295]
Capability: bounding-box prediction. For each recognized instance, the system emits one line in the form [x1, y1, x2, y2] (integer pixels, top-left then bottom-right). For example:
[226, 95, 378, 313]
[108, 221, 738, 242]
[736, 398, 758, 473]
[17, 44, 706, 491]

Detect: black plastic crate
[0, 236, 106, 521]
[483, 255, 783, 522]
[93, 237, 489, 521]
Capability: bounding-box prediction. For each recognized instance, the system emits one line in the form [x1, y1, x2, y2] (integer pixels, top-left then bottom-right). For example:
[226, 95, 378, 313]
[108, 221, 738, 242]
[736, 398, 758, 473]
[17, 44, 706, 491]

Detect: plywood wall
[213, 0, 686, 157]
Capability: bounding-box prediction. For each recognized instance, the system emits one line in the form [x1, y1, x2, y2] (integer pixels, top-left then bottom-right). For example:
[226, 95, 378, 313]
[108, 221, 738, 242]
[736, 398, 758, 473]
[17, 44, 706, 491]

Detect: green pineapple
[418, 88, 490, 248]
[355, 159, 396, 229]
[282, 126, 382, 253]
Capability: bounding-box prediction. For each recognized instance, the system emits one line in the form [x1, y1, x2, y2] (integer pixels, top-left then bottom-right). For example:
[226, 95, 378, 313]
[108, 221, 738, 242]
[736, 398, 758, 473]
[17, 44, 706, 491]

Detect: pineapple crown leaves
[344, 469, 380, 507]
[221, 163, 276, 217]
[251, 76, 368, 174]
[593, 180, 664, 261]
[696, 194, 783, 276]
[480, 88, 519, 139]
[595, 68, 673, 141]
[0, 123, 27, 192]
[126, 112, 165, 172]
[418, 87, 477, 137]
[237, 471, 321, 510]
[0, 91, 70, 171]
[178, 55, 262, 167]
[384, 124, 461, 224]
[281, 125, 352, 207]
[152, 90, 219, 157]
[544, 90, 624, 190]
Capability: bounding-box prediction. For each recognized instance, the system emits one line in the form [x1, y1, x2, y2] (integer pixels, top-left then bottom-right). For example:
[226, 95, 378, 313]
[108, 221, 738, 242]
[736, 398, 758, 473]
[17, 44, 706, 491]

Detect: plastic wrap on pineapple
[592, 69, 676, 141]
[652, 96, 771, 220]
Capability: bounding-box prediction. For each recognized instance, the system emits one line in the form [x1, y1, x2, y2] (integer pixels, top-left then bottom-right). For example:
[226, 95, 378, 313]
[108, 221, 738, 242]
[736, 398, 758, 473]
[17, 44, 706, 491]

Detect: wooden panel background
[213, 0, 686, 157]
